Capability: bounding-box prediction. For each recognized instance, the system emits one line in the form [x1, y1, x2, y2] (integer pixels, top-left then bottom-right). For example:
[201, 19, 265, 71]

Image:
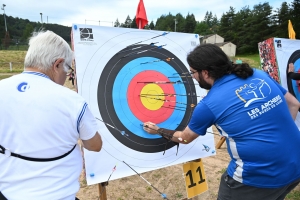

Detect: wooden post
[98, 182, 108, 200]
[216, 136, 226, 149]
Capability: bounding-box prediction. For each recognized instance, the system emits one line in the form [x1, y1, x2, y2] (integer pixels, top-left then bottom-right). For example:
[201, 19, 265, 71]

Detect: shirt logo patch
[235, 78, 271, 107]
[17, 82, 30, 92]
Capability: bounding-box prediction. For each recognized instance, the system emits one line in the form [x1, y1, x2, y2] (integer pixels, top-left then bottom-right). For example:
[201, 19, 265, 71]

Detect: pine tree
[185, 13, 196, 33]
[131, 17, 138, 29]
[291, 0, 300, 38]
[273, 2, 291, 38]
[149, 21, 155, 30]
[114, 18, 120, 27]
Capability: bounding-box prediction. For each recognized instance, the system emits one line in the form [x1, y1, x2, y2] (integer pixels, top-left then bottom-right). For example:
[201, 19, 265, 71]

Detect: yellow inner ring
[140, 84, 165, 110]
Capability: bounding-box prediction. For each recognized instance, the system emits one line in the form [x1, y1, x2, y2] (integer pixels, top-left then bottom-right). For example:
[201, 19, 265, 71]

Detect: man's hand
[288, 63, 295, 73]
[143, 121, 160, 134]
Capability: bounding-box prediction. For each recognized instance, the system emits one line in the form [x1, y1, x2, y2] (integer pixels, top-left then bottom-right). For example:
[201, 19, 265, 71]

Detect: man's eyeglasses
[189, 70, 197, 75]
[66, 64, 74, 76]
[53, 59, 74, 75]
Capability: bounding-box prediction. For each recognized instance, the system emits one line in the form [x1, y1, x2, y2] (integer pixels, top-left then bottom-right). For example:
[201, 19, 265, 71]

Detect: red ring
[127, 70, 176, 123]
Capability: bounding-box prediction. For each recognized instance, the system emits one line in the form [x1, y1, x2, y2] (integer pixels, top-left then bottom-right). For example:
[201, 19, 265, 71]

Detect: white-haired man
[0, 31, 102, 200]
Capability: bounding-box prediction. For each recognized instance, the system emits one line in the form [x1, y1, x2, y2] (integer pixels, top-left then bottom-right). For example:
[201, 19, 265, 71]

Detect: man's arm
[82, 132, 102, 152]
[78, 105, 103, 152]
[284, 92, 300, 120]
[288, 72, 300, 80]
[143, 122, 199, 144]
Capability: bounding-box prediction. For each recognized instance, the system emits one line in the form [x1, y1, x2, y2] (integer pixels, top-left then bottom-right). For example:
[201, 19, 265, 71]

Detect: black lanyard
[0, 144, 76, 162]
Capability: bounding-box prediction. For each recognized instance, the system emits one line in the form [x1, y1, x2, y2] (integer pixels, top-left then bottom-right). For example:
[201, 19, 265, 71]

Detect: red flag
[136, 0, 148, 29]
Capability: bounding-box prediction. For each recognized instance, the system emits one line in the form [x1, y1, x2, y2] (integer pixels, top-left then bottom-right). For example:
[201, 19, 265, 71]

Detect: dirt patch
[76, 128, 230, 200]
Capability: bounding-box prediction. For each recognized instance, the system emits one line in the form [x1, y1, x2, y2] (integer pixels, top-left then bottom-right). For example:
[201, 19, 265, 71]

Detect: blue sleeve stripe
[77, 103, 88, 133]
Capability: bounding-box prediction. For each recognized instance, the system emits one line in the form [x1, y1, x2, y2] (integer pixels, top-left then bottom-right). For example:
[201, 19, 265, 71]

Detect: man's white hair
[24, 30, 73, 72]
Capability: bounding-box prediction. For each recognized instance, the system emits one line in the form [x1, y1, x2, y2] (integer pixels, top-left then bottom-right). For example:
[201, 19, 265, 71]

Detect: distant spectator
[69, 71, 75, 86]
[288, 63, 300, 80]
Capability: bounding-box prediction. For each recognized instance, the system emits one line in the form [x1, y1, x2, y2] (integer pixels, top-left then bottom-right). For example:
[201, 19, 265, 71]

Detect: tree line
[0, 15, 71, 46]
[1, 0, 299, 54]
[114, 0, 300, 54]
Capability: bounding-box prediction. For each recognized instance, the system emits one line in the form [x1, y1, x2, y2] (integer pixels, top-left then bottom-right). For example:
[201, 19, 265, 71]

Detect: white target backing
[72, 25, 216, 185]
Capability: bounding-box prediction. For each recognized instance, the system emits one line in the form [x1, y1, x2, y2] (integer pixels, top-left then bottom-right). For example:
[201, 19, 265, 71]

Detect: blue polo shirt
[189, 69, 300, 188]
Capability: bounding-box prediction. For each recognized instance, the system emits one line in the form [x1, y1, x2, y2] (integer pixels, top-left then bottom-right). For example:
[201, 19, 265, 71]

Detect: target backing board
[72, 24, 216, 185]
[259, 37, 300, 128]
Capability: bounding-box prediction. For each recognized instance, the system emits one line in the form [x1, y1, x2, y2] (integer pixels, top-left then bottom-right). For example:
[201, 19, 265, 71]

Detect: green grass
[1, 45, 28, 51]
[286, 190, 300, 200]
[0, 74, 13, 80]
[175, 192, 183, 198]
[217, 168, 227, 174]
[146, 186, 152, 192]
[0, 50, 261, 72]
[231, 54, 261, 69]
[0, 69, 23, 73]
[0, 50, 26, 73]
[0, 50, 27, 63]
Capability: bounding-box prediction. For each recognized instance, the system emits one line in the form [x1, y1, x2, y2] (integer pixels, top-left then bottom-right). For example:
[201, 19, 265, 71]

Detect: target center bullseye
[140, 84, 165, 110]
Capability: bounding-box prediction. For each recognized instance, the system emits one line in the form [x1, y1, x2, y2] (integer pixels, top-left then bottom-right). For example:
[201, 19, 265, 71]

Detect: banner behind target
[259, 38, 300, 128]
[72, 25, 215, 185]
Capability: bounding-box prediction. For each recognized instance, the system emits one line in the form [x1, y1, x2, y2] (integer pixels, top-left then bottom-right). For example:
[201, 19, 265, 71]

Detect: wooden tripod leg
[216, 136, 226, 149]
[98, 182, 108, 200]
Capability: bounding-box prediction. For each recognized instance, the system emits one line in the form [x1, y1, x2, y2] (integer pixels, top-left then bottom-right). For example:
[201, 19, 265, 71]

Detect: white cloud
[1, 0, 293, 27]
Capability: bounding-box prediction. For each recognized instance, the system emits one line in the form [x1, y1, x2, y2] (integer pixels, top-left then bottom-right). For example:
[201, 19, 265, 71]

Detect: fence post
[9, 62, 12, 72]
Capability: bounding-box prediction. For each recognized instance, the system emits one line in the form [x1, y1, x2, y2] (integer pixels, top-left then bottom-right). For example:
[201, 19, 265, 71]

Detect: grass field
[0, 51, 26, 73]
[0, 74, 14, 80]
[0, 50, 262, 74]
[232, 54, 261, 69]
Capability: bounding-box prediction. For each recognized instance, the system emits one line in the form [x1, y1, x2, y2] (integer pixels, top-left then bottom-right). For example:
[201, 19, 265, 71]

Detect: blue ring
[291, 59, 300, 100]
[112, 57, 187, 139]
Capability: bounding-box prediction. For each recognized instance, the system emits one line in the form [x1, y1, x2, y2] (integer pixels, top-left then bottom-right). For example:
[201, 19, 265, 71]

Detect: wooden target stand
[215, 136, 226, 149]
[98, 182, 108, 200]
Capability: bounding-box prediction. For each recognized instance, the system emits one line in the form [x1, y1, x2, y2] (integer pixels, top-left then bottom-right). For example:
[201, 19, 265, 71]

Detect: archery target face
[98, 45, 198, 153]
[286, 50, 300, 102]
[72, 25, 215, 184]
[274, 38, 300, 128]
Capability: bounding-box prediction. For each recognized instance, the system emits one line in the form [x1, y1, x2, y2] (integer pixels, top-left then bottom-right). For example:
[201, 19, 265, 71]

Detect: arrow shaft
[126, 32, 169, 47]
[137, 81, 197, 85]
[140, 96, 188, 105]
[95, 118, 128, 136]
[140, 93, 200, 97]
[122, 45, 166, 58]
[162, 106, 185, 111]
[123, 161, 169, 200]
[141, 57, 174, 65]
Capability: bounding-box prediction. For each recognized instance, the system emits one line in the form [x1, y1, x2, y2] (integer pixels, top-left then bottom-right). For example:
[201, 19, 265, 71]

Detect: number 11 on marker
[183, 159, 208, 198]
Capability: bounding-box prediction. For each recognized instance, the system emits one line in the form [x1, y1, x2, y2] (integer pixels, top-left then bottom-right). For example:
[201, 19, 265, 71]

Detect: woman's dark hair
[187, 43, 253, 80]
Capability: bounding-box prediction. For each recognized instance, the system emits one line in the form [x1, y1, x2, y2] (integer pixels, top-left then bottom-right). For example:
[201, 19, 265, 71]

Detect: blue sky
[0, 0, 293, 27]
